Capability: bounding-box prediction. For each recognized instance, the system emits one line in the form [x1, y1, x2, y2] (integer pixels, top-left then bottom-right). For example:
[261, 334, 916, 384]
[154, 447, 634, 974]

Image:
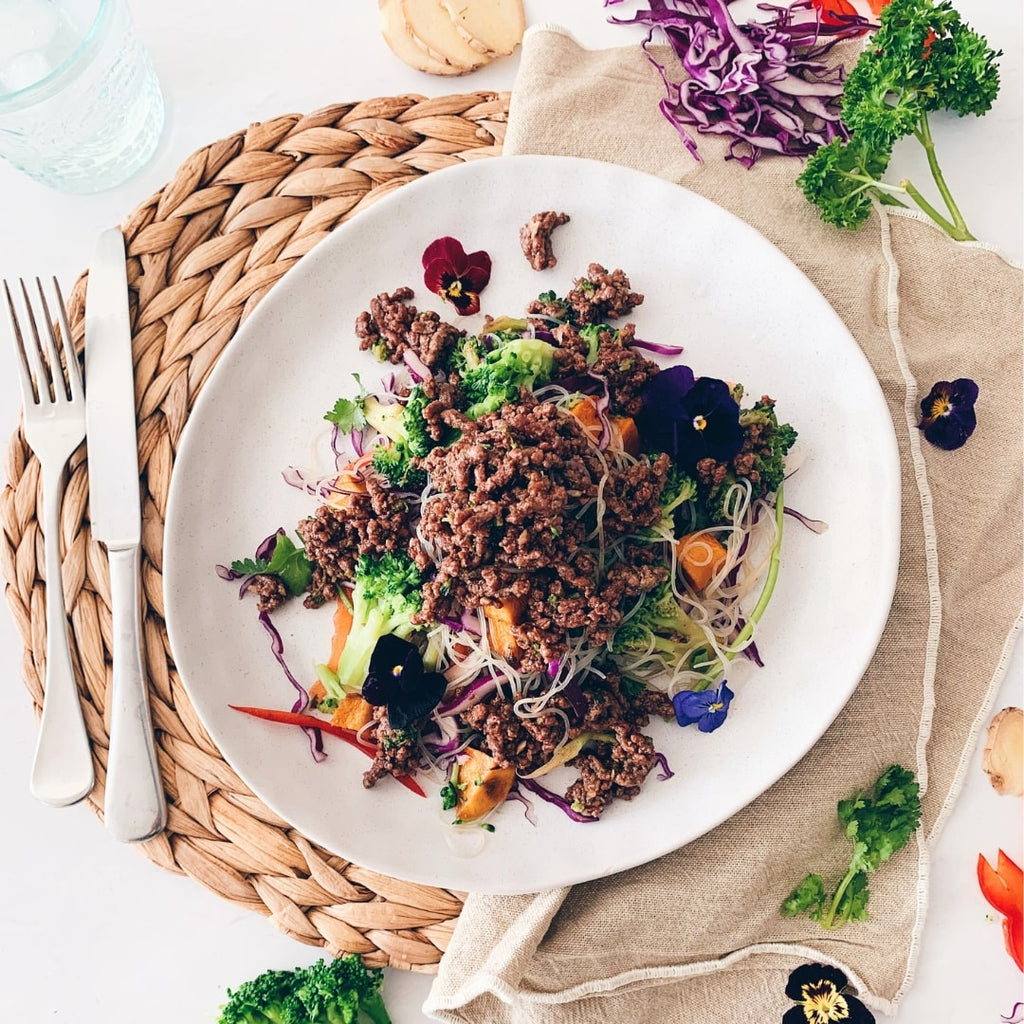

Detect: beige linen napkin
[425, 26, 1023, 1023]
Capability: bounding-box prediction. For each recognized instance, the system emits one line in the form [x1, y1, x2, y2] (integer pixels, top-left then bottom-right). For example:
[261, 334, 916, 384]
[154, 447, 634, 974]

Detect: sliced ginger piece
[983, 706, 1023, 796]
[439, 0, 525, 57]
[379, 0, 465, 75]
[402, 0, 491, 72]
[455, 747, 516, 822]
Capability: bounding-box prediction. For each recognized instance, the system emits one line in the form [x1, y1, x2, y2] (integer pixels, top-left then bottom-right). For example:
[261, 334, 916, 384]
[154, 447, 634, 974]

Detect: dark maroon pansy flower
[636, 365, 744, 467]
[917, 377, 979, 451]
[783, 963, 875, 1024]
[422, 236, 492, 316]
[362, 633, 447, 730]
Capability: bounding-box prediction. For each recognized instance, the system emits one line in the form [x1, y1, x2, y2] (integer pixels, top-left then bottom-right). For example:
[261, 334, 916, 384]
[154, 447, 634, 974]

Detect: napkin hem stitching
[874, 200, 937, 1010]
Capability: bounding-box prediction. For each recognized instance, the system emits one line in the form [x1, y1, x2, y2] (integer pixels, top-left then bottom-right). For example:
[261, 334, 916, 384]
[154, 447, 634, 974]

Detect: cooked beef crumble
[413, 392, 670, 663]
[457, 665, 670, 817]
[527, 263, 644, 326]
[519, 211, 570, 271]
[354, 287, 464, 369]
[296, 472, 416, 607]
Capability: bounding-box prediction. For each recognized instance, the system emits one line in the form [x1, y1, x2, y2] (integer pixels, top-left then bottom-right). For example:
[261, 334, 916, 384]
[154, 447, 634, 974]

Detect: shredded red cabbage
[607, 0, 870, 167]
[654, 751, 675, 780]
[402, 348, 431, 383]
[507, 785, 539, 827]
[631, 337, 685, 356]
[436, 673, 505, 716]
[518, 776, 598, 823]
[783, 505, 829, 533]
[256, 609, 324, 762]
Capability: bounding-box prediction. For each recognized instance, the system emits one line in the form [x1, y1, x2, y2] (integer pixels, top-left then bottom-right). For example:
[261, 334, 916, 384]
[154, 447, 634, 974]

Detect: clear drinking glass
[0, 0, 164, 193]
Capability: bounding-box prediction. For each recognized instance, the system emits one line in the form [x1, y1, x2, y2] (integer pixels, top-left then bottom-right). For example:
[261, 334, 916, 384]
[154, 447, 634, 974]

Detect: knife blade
[85, 227, 166, 843]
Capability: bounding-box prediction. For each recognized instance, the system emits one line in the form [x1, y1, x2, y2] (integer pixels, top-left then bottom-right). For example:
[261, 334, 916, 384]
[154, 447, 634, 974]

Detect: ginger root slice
[982, 706, 1023, 796]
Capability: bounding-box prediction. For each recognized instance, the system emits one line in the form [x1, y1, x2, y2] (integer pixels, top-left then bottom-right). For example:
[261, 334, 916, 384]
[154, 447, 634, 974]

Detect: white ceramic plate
[164, 155, 900, 895]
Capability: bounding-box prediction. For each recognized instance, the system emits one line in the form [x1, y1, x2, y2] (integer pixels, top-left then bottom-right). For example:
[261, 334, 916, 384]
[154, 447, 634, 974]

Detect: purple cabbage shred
[608, 0, 870, 167]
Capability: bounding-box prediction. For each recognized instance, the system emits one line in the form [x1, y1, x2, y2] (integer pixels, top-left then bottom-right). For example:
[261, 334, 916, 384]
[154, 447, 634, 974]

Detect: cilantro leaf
[780, 764, 921, 930]
[325, 396, 366, 432]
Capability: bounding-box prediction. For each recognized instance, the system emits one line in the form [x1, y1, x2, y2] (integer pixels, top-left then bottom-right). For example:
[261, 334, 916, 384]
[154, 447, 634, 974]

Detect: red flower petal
[422, 236, 466, 269]
[423, 256, 452, 295]
[460, 250, 492, 292]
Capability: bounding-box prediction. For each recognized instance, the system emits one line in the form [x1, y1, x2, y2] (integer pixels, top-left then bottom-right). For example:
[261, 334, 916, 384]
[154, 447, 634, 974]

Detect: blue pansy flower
[672, 680, 734, 732]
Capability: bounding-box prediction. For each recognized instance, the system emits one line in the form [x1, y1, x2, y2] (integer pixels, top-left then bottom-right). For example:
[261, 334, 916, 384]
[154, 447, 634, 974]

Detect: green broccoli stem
[696, 485, 786, 691]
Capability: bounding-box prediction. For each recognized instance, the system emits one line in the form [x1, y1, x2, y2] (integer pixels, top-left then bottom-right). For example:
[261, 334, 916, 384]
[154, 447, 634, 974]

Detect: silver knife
[85, 228, 166, 843]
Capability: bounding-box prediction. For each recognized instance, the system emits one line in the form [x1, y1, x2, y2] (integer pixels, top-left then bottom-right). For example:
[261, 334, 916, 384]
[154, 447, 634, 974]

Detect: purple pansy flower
[917, 377, 978, 451]
[362, 634, 446, 730]
[637, 366, 744, 468]
[672, 680, 734, 732]
[783, 963, 875, 1024]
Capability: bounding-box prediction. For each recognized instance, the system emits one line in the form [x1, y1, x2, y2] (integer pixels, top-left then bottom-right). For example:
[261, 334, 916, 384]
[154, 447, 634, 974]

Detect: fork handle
[30, 461, 95, 806]
[103, 544, 167, 843]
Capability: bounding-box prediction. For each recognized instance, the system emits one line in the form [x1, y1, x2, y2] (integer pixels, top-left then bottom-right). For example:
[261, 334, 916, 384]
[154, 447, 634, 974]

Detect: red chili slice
[978, 850, 1024, 972]
[230, 705, 426, 798]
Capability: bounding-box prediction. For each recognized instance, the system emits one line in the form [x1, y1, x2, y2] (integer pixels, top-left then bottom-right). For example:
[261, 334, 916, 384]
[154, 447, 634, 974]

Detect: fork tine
[18, 278, 54, 404]
[4, 279, 40, 406]
[51, 278, 83, 404]
[34, 277, 73, 404]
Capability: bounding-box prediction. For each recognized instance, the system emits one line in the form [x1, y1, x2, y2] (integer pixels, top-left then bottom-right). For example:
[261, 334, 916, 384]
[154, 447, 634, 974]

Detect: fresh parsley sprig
[781, 764, 922, 930]
[798, 0, 1001, 240]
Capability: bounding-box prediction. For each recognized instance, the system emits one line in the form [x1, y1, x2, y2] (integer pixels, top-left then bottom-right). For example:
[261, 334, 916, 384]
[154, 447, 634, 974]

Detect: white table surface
[0, 2, 1020, 1021]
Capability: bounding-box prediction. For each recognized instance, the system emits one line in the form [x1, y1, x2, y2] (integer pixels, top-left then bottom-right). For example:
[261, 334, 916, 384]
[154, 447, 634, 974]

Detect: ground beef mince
[520, 211, 570, 271]
[247, 574, 288, 613]
[362, 706, 424, 788]
[297, 473, 416, 606]
[457, 666, 664, 818]
[567, 264, 644, 324]
[414, 394, 669, 663]
[354, 287, 464, 369]
[590, 329, 662, 418]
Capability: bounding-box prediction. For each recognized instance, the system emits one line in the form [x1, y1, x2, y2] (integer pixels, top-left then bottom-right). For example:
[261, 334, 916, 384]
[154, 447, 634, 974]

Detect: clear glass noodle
[0, 0, 164, 193]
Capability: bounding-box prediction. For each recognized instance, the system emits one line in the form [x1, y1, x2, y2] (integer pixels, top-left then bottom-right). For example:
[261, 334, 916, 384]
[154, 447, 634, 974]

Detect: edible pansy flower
[636, 366, 744, 468]
[362, 634, 447, 730]
[917, 377, 979, 451]
[783, 963, 875, 1024]
[672, 680, 734, 733]
[422, 236, 492, 316]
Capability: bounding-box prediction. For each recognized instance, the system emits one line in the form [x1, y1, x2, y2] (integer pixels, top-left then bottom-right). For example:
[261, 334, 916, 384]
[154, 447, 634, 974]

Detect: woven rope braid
[0, 91, 510, 972]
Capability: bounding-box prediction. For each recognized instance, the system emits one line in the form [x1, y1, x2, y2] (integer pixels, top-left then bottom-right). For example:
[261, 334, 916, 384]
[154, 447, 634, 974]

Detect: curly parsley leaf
[799, 0, 1001, 241]
[230, 533, 313, 596]
[781, 764, 921, 930]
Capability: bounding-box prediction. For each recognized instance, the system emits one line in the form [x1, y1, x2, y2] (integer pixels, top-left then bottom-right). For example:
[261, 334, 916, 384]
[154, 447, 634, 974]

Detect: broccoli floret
[610, 580, 710, 670]
[326, 553, 425, 700]
[292, 956, 392, 1024]
[643, 462, 697, 540]
[218, 956, 391, 1024]
[401, 384, 436, 458]
[740, 399, 797, 495]
[218, 968, 302, 1024]
[694, 398, 797, 529]
[370, 443, 426, 491]
[460, 337, 558, 419]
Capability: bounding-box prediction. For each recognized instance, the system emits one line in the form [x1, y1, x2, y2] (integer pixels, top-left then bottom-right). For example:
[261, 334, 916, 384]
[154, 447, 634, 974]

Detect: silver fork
[5, 278, 95, 806]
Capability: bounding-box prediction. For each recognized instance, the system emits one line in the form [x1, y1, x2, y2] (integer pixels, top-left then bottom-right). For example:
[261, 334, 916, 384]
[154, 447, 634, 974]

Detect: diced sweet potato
[483, 597, 526, 661]
[455, 747, 516, 821]
[568, 396, 641, 456]
[328, 453, 372, 510]
[331, 695, 376, 732]
[677, 531, 728, 591]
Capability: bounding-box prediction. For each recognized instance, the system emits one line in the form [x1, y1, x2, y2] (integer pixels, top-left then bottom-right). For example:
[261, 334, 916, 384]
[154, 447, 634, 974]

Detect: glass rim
[0, 0, 112, 111]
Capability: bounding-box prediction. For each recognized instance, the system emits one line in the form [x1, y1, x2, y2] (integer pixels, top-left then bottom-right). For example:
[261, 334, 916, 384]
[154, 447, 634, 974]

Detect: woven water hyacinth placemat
[0, 91, 511, 972]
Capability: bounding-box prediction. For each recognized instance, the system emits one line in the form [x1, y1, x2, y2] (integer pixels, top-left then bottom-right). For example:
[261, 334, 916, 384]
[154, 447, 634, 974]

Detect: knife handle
[103, 545, 167, 843]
